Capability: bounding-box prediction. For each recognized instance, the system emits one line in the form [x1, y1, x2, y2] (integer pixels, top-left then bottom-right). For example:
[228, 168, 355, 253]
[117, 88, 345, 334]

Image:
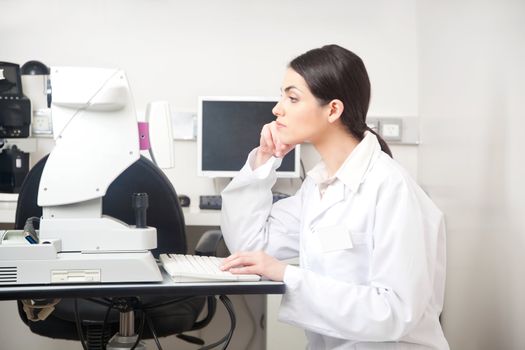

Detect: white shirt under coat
[220, 132, 449, 350]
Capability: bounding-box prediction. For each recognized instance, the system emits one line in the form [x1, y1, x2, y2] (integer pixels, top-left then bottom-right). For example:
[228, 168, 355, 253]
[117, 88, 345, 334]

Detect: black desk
[0, 271, 285, 301]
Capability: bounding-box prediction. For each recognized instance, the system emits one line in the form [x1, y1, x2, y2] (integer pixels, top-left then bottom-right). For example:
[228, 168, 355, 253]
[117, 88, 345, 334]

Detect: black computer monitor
[197, 96, 300, 178]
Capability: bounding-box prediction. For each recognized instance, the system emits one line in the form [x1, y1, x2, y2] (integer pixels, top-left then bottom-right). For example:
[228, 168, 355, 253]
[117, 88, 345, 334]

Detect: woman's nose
[272, 101, 283, 117]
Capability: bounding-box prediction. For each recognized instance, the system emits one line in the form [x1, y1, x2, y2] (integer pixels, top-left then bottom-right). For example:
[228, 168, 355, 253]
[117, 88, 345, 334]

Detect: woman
[220, 44, 449, 349]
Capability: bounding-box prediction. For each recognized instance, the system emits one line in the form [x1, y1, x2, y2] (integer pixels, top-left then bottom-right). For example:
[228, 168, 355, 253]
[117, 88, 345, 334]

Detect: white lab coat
[221, 133, 449, 350]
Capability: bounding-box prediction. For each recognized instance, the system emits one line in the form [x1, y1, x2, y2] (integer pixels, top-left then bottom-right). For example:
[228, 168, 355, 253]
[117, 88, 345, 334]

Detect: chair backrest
[14, 155, 207, 344]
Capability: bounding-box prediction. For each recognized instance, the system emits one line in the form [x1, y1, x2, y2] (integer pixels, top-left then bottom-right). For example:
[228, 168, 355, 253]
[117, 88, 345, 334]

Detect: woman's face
[272, 68, 331, 145]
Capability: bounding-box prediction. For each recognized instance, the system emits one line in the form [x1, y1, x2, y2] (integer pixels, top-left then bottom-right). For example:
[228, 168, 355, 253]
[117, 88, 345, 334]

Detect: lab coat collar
[307, 131, 381, 194]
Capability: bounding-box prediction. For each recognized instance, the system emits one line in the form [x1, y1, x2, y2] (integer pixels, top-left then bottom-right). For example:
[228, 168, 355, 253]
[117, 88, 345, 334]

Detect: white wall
[417, 0, 525, 349]
[1, 0, 420, 349]
[1, 0, 419, 201]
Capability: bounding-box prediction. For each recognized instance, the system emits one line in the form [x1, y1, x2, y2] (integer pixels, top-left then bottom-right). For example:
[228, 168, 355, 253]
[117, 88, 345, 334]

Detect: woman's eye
[289, 96, 298, 103]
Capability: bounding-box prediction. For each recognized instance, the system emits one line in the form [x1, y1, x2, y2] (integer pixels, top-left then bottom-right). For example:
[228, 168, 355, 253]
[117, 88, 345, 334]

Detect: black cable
[145, 313, 164, 350]
[198, 295, 236, 350]
[141, 296, 197, 310]
[74, 299, 89, 350]
[84, 297, 113, 308]
[192, 296, 218, 331]
[101, 300, 115, 350]
[220, 295, 236, 350]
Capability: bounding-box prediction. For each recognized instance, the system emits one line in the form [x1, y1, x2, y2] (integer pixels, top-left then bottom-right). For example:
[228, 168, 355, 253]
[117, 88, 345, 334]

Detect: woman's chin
[285, 138, 305, 146]
[278, 134, 301, 146]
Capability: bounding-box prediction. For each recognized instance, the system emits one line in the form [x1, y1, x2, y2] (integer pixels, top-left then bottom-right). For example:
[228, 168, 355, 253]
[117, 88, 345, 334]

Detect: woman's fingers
[259, 124, 275, 153]
[268, 122, 281, 156]
[255, 121, 295, 167]
[220, 251, 286, 281]
[220, 252, 253, 271]
[228, 265, 260, 275]
[268, 122, 293, 158]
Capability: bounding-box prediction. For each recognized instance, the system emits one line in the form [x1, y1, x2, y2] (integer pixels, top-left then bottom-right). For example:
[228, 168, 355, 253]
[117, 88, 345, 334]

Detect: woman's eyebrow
[282, 85, 303, 93]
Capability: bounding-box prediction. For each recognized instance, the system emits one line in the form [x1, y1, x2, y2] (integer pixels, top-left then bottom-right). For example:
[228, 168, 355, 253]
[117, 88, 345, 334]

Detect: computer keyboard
[159, 254, 261, 283]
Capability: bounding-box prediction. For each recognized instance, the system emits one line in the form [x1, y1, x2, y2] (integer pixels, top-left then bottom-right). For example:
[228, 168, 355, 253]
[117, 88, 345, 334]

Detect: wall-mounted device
[0, 62, 31, 138]
[197, 96, 301, 178]
[367, 117, 405, 142]
[21, 60, 52, 135]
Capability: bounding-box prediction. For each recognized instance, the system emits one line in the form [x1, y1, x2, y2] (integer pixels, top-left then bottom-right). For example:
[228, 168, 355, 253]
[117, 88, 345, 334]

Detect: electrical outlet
[379, 118, 402, 141]
[32, 109, 53, 135]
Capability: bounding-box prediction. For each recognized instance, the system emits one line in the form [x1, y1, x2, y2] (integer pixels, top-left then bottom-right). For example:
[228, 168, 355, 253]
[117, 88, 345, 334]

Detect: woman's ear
[327, 99, 344, 123]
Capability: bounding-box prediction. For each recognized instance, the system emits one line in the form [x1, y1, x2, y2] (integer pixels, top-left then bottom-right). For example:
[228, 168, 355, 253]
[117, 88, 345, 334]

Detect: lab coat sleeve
[220, 148, 301, 260]
[278, 175, 444, 341]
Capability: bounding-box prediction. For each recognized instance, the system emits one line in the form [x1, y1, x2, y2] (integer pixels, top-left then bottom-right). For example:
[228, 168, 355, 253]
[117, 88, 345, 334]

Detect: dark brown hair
[289, 44, 392, 157]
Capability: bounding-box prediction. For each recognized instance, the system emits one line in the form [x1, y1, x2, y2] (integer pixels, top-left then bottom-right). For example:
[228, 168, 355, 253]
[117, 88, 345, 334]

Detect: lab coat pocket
[347, 231, 369, 245]
[315, 225, 368, 253]
[315, 225, 353, 253]
[315, 226, 370, 282]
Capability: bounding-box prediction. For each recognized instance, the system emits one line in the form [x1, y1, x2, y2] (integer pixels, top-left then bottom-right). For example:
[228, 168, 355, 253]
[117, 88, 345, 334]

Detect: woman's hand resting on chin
[255, 121, 295, 168]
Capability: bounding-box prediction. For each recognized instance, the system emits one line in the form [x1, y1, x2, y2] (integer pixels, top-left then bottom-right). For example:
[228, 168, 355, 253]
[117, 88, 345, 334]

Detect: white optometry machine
[0, 67, 163, 284]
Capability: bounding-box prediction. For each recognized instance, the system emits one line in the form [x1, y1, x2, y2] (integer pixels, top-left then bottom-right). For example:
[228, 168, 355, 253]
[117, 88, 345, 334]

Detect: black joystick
[132, 193, 149, 228]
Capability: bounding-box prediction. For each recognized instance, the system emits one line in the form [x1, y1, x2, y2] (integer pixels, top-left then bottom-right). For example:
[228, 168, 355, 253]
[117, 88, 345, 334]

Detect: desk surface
[0, 271, 285, 301]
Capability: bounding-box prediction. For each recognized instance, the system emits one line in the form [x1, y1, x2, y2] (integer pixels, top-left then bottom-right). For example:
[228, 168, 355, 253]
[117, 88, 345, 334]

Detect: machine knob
[132, 193, 149, 228]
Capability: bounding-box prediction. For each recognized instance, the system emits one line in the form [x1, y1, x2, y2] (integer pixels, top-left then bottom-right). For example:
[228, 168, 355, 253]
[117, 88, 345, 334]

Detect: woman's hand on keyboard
[220, 251, 286, 282]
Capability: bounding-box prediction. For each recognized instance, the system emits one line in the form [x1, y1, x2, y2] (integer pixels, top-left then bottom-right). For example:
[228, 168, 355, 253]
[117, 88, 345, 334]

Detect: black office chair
[14, 155, 218, 349]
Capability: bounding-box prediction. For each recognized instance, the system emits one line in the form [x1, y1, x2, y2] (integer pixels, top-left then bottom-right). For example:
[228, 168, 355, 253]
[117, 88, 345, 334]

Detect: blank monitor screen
[198, 97, 300, 177]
